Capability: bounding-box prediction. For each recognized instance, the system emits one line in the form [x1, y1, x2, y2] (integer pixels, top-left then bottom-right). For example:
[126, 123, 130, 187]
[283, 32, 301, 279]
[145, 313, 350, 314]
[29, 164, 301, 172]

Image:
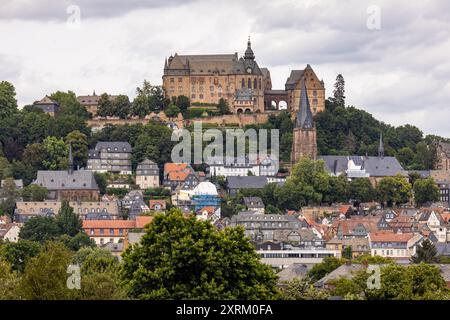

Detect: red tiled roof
[164, 163, 188, 173]
[369, 231, 414, 242]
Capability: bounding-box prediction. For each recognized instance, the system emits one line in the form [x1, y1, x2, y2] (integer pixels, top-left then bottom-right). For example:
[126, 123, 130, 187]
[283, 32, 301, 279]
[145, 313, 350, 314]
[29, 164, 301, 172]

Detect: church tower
[291, 79, 317, 165]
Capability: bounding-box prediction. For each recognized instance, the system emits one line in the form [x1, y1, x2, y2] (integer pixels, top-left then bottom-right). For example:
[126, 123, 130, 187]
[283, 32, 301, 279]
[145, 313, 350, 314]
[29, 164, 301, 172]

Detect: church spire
[296, 79, 314, 129]
[378, 132, 384, 159]
[244, 36, 255, 60]
[68, 143, 74, 174]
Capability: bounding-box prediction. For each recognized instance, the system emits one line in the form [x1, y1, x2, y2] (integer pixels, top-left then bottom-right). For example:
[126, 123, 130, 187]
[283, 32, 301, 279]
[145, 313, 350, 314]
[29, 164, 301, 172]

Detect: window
[248, 78, 251, 88]
[210, 86, 214, 91]
[178, 77, 182, 82]
[241, 79, 245, 88]
[170, 78, 174, 83]
[313, 90, 317, 97]
[199, 94, 204, 99]
[100, 229, 104, 235]
[253, 78, 257, 89]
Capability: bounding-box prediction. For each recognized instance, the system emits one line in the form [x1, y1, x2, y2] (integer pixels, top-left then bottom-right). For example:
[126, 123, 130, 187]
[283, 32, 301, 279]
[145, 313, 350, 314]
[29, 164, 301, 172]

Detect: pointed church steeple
[378, 133, 385, 159]
[68, 143, 74, 175]
[164, 57, 168, 69]
[296, 79, 314, 129]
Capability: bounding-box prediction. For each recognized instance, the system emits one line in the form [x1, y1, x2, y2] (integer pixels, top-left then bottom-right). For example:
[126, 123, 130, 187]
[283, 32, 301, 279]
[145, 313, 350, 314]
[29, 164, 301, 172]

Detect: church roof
[295, 80, 314, 129]
[33, 170, 98, 190]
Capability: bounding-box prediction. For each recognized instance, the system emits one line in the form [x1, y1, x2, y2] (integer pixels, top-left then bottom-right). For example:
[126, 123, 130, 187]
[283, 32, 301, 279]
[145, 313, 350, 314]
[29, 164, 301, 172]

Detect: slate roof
[277, 263, 316, 283]
[243, 196, 265, 208]
[295, 80, 314, 129]
[33, 170, 98, 190]
[33, 96, 59, 113]
[319, 155, 406, 177]
[285, 70, 304, 90]
[315, 264, 364, 287]
[94, 141, 132, 153]
[227, 176, 269, 189]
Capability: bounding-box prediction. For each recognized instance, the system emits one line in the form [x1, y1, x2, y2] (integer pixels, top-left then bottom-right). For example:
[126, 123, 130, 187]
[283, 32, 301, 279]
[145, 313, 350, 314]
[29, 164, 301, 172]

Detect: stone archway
[264, 90, 289, 111]
[244, 108, 252, 114]
[237, 108, 243, 114]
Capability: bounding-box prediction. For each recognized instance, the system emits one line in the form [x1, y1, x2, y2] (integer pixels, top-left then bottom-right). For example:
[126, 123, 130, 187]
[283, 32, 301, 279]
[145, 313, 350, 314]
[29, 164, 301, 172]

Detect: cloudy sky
[1, 0, 450, 137]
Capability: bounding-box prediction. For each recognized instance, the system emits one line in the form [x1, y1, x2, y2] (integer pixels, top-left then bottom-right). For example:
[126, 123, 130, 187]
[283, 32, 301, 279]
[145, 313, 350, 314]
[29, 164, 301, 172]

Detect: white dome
[192, 182, 218, 196]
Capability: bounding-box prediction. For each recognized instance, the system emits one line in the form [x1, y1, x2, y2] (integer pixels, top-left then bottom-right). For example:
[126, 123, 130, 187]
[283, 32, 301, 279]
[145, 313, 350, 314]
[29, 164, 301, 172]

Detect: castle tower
[291, 80, 317, 165]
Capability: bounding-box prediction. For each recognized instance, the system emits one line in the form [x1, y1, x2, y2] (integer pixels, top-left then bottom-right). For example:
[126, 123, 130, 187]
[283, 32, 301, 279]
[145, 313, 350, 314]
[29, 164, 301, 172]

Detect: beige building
[136, 159, 160, 189]
[77, 92, 118, 117]
[163, 39, 266, 113]
[15, 200, 120, 222]
[436, 142, 450, 171]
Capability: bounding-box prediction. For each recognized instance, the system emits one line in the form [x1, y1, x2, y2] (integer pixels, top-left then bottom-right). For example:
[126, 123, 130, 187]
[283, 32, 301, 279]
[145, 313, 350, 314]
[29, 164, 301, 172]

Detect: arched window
[248, 78, 251, 89]
[259, 78, 262, 89]
[253, 78, 257, 89]
[241, 79, 245, 88]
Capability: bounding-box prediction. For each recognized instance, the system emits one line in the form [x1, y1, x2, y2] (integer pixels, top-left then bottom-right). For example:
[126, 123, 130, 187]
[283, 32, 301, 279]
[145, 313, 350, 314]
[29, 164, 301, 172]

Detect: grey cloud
[0, 0, 198, 20]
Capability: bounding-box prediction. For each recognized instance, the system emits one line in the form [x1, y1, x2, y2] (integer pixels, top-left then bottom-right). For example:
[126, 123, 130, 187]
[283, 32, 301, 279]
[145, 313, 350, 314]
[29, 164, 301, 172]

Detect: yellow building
[163, 39, 267, 113]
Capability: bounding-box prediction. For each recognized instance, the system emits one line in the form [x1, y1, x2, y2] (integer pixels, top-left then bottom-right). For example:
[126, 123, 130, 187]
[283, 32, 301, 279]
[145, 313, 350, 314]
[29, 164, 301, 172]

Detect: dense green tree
[349, 178, 376, 203]
[376, 174, 412, 207]
[97, 93, 114, 117]
[112, 95, 131, 119]
[18, 242, 74, 300]
[19, 216, 61, 243]
[94, 172, 108, 195]
[50, 91, 90, 119]
[56, 201, 83, 237]
[0, 260, 20, 299]
[174, 95, 190, 115]
[21, 184, 48, 201]
[0, 81, 18, 119]
[59, 232, 95, 251]
[132, 81, 166, 118]
[120, 208, 279, 299]
[342, 246, 353, 260]
[0, 177, 18, 220]
[42, 136, 68, 170]
[164, 104, 180, 118]
[332, 74, 345, 107]
[0, 240, 41, 272]
[411, 239, 439, 264]
[65, 130, 88, 168]
[217, 98, 231, 115]
[22, 143, 46, 169]
[0, 156, 12, 180]
[281, 278, 329, 300]
[307, 256, 345, 281]
[397, 147, 416, 168]
[413, 177, 440, 206]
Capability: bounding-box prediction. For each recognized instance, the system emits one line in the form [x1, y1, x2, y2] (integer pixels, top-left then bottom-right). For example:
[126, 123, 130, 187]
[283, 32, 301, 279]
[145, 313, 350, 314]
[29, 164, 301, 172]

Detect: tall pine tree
[333, 74, 345, 107]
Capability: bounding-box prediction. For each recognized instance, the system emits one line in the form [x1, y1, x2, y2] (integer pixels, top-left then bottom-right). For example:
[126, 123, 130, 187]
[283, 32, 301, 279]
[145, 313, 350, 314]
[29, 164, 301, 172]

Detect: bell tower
[291, 79, 317, 165]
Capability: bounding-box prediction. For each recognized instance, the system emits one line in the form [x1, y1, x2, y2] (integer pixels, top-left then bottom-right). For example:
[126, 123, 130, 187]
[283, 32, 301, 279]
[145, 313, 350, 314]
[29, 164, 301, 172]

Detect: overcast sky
[1, 0, 449, 137]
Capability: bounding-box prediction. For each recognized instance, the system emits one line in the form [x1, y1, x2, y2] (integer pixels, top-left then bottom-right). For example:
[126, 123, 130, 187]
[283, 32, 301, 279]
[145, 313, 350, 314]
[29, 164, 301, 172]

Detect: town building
[14, 200, 120, 222]
[32, 147, 99, 201]
[32, 96, 59, 117]
[189, 181, 220, 212]
[368, 232, 423, 260]
[87, 141, 132, 174]
[163, 163, 199, 190]
[136, 158, 160, 189]
[207, 155, 278, 178]
[0, 223, 21, 242]
[243, 196, 265, 214]
[82, 216, 153, 246]
[226, 176, 282, 196]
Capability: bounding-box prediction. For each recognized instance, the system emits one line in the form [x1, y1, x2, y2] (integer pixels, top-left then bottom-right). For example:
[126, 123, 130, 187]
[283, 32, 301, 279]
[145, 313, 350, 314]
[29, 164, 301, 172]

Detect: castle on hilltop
[163, 38, 325, 117]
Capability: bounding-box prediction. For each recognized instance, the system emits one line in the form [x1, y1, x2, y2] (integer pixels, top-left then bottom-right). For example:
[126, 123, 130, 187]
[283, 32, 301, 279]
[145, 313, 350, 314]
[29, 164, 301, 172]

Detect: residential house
[0, 223, 21, 242]
[32, 96, 59, 117]
[368, 231, 423, 260]
[163, 163, 199, 190]
[326, 237, 370, 258]
[243, 197, 265, 214]
[136, 159, 160, 189]
[87, 141, 132, 174]
[196, 206, 221, 223]
[335, 216, 383, 239]
[82, 216, 153, 245]
[77, 92, 118, 116]
[207, 155, 279, 178]
[14, 200, 120, 222]
[418, 210, 447, 242]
